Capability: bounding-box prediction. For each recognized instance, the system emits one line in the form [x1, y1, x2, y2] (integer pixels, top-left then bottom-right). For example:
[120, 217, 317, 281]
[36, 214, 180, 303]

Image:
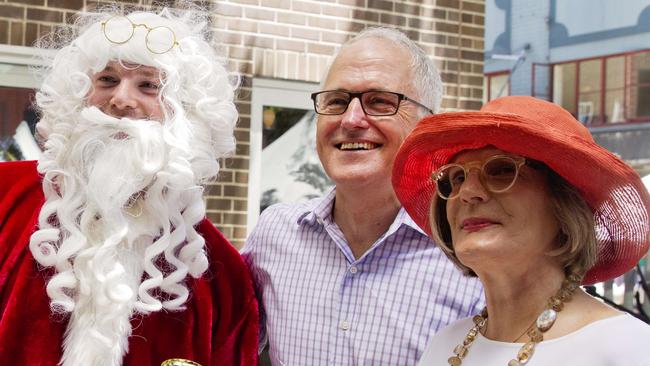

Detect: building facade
[484, 0, 650, 176]
[0, 0, 486, 247]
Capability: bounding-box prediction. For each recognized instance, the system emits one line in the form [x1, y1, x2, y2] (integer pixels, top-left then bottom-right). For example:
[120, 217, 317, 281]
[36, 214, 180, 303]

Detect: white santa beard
[31, 107, 208, 366]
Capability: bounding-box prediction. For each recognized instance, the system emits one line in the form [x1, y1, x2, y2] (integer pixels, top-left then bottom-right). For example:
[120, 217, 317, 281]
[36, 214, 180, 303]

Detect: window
[485, 72, 509, 101]
[248, 78, 332, 232]
[0, 45, 45, 162]
[552, 50, 650, 125]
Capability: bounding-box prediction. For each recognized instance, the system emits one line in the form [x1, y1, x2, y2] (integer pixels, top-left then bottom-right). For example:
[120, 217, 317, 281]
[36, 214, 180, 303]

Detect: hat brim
[393, 112, 650, 284]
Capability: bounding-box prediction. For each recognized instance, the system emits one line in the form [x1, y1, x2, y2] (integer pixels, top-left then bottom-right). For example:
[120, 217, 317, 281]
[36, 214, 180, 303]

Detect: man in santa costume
[0, 6, 258, 366]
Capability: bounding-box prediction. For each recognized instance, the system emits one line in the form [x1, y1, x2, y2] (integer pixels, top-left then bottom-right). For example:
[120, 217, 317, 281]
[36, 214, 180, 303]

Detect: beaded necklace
[447, 275, 580, 366]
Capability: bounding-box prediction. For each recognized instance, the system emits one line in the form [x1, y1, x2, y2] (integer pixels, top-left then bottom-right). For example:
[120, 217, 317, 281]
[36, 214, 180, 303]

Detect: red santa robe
[0, 160, 259, 365]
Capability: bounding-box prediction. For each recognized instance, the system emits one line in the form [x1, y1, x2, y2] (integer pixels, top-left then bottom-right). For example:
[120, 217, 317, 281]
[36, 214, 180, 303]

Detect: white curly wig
[28, 6, 238, 366]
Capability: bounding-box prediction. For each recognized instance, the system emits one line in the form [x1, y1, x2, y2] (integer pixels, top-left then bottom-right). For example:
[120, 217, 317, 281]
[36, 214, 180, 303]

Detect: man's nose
[340, 97, 369, 129]
[109, 82, 138, 113]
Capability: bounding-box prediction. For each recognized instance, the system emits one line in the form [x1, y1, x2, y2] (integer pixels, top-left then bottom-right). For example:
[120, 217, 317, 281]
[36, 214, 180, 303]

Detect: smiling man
[242, 28, 484, 365]
[0, 7, 257, 366]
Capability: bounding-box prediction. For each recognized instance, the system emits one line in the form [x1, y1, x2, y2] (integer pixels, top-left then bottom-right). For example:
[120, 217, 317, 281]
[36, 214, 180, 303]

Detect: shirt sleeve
[240, 214, 269, 355]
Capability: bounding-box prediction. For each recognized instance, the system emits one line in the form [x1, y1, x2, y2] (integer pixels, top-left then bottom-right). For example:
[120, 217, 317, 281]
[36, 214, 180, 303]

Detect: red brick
[223, 184, 248, 197]
[48, 0, 83, 10]
[206, 198, 232, 211]
[354, 10, 379, 22]
[421, 32, 446, 44]
[0, 4, 24, 19]
[261, 0, 291, 8]
[437, 0, 460, 9]
[322, 3, 350, 18]
[215, 3, 243, 17]
[322, 31, 349, 44]
[10, 21, 23, 46]
[223, 213, 247, 225]
[368, 0, 393, 11]
[243, 35, 273, 48]
[25, 22, 38, 46]
[235, 171, 249, 184]
[409, 18, 433, 30]
[245, 7, 275, 21]
[291, 26, 320, 41]
[435, 46, 459, 58]
[395, 2, 418, 15]
[293, 0, 320, 13]
[219, 170, 234, 183]
[277, 39, 306, 52]
[260, 22, 290, 36]
[0, 20, 7, 43]
[227, 18, 257, 32]
[459, 99, 482, 110]
[278, 11, 306, 25]
[27, 8, 63, 22]
[308, 42, 335, 55]
[236, 143, 249, 155]
[307, 15, 337, 29]
[461, 49, 483, 61]
[463, 2, 485, 13]
[380, 13, 406, 26]
[435, 22, 459, 33]
[338, 20, 364, 33]
[461, 25, 483, 37]
[225, 157, 249, 170]
[7, 0, 43, 5]
[440, 72, 458, 83]
[205, 184, 222, 196]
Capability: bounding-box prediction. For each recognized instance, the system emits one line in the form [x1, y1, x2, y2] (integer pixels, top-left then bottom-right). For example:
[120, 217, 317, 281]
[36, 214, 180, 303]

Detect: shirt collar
[298, 187, 427, 236]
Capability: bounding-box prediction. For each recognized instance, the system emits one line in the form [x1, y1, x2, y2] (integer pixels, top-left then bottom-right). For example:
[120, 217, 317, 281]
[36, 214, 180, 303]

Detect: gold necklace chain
[446, 274, 580, 366]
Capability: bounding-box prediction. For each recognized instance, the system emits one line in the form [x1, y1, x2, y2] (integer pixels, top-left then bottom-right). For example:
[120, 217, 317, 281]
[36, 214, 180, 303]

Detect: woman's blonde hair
[429, 162, 598, 278]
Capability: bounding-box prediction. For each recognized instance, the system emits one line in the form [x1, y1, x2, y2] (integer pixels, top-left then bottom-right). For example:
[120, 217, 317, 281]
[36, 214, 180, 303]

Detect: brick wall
[0, 0, 485, 247]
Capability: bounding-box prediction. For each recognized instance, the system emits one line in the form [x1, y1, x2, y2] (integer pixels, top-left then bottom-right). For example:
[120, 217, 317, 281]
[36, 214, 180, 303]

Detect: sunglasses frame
[431, 154, 527, 200]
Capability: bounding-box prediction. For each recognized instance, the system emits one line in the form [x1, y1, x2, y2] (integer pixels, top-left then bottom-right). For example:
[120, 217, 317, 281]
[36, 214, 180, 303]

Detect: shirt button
[349, 266, 358, 274]
[339, 320, 350, 331]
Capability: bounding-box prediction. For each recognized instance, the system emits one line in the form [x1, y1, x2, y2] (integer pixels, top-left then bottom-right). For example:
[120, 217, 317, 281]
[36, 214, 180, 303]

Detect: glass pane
[579, 59, 601, 94]
[606, 56, 625, 90]
[628, 52, 650, 119]
[578, 60, 602, 125]
[260, 106, 332, 212]
[553, 63, 577, 114]
[605, 89, 625, 123]
[0, 86, 40, 161]
[489, 74, 509, 101]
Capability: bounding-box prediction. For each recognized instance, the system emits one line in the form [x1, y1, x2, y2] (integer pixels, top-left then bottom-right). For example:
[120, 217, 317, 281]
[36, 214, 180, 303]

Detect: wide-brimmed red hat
[392, 96, 650, 284]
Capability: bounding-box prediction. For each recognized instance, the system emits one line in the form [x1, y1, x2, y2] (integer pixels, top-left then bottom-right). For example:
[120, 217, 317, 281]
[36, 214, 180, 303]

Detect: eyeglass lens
[103, 16, 134, 43]
[315, 91, 400, 116]
[435, 156, 520, 199]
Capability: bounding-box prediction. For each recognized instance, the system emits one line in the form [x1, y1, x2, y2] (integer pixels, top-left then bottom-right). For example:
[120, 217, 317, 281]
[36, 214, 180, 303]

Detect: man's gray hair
[340, 27, 443, 115]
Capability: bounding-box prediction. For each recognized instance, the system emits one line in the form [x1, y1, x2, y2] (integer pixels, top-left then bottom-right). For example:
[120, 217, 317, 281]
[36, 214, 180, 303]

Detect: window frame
[550, 49, 650, 125]
[248, 78, 320, 233]
[485, 71, 510, 102]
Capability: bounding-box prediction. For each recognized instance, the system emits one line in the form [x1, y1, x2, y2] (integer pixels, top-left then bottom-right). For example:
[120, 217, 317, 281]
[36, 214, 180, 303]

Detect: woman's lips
[461, 218, 498, 233]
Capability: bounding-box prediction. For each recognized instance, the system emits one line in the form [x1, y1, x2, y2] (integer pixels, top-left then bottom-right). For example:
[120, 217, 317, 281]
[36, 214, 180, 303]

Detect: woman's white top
[417, 314, 650, 366]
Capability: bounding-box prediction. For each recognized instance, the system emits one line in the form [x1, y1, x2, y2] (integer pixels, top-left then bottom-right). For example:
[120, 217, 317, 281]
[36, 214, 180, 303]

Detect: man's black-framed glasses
[310, 90, 434, 116]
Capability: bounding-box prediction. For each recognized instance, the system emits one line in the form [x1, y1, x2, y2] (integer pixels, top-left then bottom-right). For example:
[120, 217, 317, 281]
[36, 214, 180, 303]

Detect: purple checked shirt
[242, 189, 485, 366]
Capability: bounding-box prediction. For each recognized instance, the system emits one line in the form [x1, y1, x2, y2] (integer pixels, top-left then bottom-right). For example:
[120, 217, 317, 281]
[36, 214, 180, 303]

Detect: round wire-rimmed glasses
[101, 15, 180, 54]
[432, 154, 527, 200]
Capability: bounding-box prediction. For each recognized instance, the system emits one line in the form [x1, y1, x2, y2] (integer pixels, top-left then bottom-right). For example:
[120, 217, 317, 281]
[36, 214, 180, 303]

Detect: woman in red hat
[392, 96, 650, 366]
